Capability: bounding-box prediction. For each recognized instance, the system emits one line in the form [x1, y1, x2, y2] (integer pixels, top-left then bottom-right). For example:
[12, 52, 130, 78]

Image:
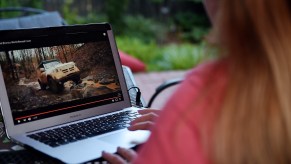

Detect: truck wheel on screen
[38, 79, 47, 90]
[48, 77, 63, 93]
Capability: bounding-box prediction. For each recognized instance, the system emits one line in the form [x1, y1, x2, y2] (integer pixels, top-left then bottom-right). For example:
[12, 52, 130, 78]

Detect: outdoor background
[0, 0, 212, 71]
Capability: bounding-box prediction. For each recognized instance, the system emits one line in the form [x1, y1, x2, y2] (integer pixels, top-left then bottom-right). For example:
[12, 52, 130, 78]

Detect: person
[102, 0, 291, 163]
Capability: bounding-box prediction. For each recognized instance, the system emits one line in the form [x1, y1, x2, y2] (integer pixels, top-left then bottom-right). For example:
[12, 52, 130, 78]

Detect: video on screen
[0, 42, 121, 116]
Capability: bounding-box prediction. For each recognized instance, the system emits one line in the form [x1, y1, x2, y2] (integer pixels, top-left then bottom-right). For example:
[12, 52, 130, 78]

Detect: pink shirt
[133, 60, 228, 164]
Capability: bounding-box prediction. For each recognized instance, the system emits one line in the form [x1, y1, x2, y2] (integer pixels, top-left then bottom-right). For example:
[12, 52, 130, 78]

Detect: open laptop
[0, 23, 150, 163]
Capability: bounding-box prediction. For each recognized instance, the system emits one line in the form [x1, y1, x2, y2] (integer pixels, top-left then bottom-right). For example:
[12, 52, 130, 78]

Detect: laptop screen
[0, 25, 125, 125]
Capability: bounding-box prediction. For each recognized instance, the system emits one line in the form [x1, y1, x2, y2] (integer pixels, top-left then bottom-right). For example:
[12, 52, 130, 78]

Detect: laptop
[0, 23, 150, 163]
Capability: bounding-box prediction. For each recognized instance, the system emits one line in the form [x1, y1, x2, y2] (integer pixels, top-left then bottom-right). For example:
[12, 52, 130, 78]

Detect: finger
[128, 121, 154, 131]
[130, 113, 158, 125]
[102, 151, 126, 164]
[138, 109, 160, 115]
[117, 147, 137, 161]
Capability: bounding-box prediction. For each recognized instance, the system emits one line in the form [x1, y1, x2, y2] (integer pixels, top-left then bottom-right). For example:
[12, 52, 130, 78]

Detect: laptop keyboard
[27, 110, 140, 147]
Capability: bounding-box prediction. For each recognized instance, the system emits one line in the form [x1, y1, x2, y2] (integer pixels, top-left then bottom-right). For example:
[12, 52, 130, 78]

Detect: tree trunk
[5, 51, 15, 80]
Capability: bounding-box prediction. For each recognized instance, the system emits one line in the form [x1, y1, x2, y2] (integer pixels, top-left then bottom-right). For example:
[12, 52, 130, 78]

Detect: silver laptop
[0, 23, 149, 163]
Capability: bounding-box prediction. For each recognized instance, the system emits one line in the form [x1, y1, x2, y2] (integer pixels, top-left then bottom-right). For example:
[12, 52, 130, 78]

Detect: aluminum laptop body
[0, 23, 149, 163]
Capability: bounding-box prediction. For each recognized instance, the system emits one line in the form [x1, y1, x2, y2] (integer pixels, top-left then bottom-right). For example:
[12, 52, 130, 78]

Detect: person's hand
[102, 147, 137, 164]
[128, 109, 160, 131]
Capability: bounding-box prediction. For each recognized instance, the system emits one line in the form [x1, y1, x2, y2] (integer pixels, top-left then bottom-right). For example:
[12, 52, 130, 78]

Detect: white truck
[37, 59, 80, 93]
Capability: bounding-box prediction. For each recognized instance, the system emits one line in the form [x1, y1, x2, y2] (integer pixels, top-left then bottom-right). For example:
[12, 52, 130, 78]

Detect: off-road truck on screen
[37, 59, 81, 93]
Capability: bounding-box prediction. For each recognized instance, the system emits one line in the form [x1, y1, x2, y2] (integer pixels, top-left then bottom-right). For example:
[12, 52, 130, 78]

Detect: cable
[127, 86, 141, 106]
[147, 78, 183, 108]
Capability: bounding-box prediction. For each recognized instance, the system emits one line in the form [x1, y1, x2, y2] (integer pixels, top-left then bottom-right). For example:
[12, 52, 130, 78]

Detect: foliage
[61, 1, 209, 44]
[67, 13, 108, 25]
[0, 0, 42, 9]
[64, 13, 167, 44]
[174, 11, 210, 42]
[149, 0, 163, 3]
[105, 0, 129, 34]
[181, 26, 210, 42]
[157, 43, 206, 70]
[116, 36, 162, 65]
[123, 15, 168, 43]
[0, 0, 43, 18]
[61, 0, 77, 25]
[116, 36, 212, 71]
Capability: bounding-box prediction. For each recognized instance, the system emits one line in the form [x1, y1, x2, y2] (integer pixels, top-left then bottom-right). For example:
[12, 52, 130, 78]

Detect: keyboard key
[28, 110, 140, 147]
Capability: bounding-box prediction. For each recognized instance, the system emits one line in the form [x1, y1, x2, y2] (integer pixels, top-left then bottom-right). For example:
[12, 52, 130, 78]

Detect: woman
[103, 0, 291, 163]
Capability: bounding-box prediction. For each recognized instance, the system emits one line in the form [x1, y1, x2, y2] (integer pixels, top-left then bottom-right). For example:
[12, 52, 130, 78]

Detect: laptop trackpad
[99, 130, 150, 148]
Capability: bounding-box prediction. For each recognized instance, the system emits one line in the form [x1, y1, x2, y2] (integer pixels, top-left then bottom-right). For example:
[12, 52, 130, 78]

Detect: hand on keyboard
[102, 109, 159, 164]
[102, 146, 137, 164]
[127, 109, 160, 131]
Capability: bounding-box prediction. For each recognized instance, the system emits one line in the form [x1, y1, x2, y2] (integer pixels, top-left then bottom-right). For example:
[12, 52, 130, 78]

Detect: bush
[66, 13, 108, 25]
[116, 36, 211, 71]
[157, 43, 206, 70]
[0, 0, 43, 18]
[123, 15, 168, 44]
[105, 0, 129, 34]
[174, 11, 210, 42]
[116, 36, 162, 64]
[181, 26, 210, 43]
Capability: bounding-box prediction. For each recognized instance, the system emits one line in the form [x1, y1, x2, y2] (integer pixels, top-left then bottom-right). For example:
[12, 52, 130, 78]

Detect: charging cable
[128, 86, 141, 106]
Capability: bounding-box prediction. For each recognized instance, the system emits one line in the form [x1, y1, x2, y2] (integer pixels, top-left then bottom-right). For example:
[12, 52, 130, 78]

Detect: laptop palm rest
[50, 137, 115, 163]
[51, 129, 150, 163]
[99, 129, 150, 148]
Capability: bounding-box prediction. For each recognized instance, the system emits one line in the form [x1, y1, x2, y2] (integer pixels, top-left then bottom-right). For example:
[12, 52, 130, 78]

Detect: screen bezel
[0, 23, 131, 136]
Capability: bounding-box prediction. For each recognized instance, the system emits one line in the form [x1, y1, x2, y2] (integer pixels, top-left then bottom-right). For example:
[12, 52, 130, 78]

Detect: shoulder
[156, 59, 229, 133]
[170, 59, 228, 108]
[159, 59, 229, 146]
[186, 59, 228, 86]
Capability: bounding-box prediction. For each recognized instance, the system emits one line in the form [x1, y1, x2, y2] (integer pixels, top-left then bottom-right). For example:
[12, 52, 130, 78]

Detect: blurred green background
[0, 0, 212, 71]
